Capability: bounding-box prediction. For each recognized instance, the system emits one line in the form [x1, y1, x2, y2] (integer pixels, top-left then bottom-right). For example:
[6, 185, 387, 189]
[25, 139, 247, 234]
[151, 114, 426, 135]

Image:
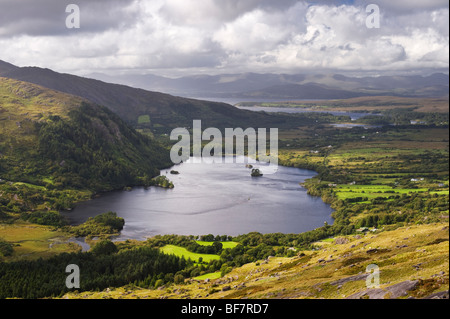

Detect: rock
[385, 280, 419, 298]
[412, 263, 423, 270]
[334, 238, 350, 245]
[424, 290, 449, 299]
[251, 168, 263, 177]
[330, 273, 368, 286]
[346, 288, 387, 300]
[346, 280, 419, 299]
[222, 286, 231, 292]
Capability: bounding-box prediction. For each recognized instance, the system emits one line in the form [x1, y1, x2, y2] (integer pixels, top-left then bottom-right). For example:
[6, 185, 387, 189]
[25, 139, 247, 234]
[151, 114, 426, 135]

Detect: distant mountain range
[87, 71, 449, 100]
[1, 59, 448, 136]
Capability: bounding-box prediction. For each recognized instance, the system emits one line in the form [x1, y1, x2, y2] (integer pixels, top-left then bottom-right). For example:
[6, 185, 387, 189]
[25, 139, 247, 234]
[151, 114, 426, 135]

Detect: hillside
[0, 60, 291, 134]
[63, 222, 449, 299]
[0, 76, 171, 194]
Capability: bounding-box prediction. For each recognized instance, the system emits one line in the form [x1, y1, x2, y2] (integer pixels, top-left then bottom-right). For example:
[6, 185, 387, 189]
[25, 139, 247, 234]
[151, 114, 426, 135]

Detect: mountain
[0, 59, 18, 74]
[236, 83, 369, 100]
[0, 61, 283, 134]
[0, 76, 172, 192]
[88, 71, 449, 100]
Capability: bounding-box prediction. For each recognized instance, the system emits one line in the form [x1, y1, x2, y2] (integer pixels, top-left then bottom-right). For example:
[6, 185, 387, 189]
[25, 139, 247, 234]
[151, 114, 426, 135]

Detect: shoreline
[62, 158, 334, 245]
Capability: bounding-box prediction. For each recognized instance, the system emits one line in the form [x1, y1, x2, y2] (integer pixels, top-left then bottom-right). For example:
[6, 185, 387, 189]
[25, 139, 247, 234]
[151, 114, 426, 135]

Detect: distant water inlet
[62, 157, 334, 240]
[236, 105, 377, 121]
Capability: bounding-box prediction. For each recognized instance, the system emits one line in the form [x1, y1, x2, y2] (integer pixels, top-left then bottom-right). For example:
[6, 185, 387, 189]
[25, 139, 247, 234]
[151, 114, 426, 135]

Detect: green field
[137, 114, 151, 124]
[334, 184, 433, 201]
[160, 245, 221, 263]
[193, 271, 222, 281]
[196, 241, 239, 249]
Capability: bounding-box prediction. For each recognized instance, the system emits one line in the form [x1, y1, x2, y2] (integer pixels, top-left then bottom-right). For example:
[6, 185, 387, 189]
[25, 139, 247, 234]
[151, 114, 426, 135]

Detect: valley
[0, 61, 448, 300]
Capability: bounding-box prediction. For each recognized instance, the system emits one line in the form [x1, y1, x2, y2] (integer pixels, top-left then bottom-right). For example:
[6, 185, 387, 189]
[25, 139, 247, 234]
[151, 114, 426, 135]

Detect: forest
[0, 242, 191, 299]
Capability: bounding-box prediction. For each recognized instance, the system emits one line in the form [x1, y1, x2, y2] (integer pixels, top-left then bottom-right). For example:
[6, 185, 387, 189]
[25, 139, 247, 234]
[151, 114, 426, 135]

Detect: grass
[193, 272, 222, 281]
[137, 115, 151, 124]
[64, 222, 449, 299]
[0, 221, 81, 261]
[12, 182, 46, 190]
[279, 125, 449, 204]
[196, 241, 239, 249]
[0, 77, 82, 131]
[334, 184, 431, 201]
[159, 245, 221, 263]
[247, 96, 450, 113]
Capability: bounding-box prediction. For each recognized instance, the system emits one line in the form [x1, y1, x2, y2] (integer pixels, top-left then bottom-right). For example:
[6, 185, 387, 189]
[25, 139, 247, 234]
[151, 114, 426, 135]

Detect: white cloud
[355, 0, 449, 13]
[0, 0, 448, 76]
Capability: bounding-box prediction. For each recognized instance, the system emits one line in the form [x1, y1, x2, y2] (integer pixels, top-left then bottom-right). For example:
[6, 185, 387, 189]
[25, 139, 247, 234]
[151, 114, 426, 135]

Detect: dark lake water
[62, 157, 334, 240]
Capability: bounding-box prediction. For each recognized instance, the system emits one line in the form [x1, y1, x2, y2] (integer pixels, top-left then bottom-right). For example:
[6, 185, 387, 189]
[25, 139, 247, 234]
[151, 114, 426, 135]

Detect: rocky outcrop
[346, 280, 419, 299]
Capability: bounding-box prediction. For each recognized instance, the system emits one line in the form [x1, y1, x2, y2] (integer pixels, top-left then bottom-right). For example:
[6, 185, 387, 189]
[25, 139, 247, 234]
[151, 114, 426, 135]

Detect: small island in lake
[251, 168, 263, 177]
[151, 175, 174, 188]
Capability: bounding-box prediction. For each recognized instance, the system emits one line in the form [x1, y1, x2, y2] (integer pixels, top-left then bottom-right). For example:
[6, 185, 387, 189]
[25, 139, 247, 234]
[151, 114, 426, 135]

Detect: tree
[174, 274, 185, 284]
[90, 240, 118, 256]
[212, 241, 223, 254]
[201, 234, 215, 242]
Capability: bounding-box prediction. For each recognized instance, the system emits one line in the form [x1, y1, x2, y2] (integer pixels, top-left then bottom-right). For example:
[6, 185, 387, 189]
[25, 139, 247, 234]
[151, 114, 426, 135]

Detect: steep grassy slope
[0, 61, 294, 133]
[0, 76, 171, 193]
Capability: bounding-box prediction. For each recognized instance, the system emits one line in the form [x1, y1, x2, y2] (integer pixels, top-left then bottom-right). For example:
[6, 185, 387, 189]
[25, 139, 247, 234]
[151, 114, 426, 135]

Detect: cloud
[0, 0, 448, 76]
[355, 0, 449, 13]
[213, 4, 308, 53]
[158, 0, 300, 27]
[211, 3, 448, 73]
[0, 0, 139, 37]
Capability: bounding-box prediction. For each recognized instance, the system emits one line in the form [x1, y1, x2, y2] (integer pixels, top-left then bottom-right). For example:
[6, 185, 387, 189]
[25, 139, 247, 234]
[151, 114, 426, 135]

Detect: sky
[0, 0, 448, 77]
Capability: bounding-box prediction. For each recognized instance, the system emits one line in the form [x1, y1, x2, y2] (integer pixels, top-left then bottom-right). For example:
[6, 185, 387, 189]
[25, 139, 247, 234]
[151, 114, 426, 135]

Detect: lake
[62, 157, 334, 240]
[192, 97, 326, 106]
[192, 97, 377, 121]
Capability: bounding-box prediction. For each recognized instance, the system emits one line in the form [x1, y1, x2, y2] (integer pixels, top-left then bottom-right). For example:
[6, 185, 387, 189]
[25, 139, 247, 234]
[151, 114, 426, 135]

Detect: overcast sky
[0, 0, 448, 77]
